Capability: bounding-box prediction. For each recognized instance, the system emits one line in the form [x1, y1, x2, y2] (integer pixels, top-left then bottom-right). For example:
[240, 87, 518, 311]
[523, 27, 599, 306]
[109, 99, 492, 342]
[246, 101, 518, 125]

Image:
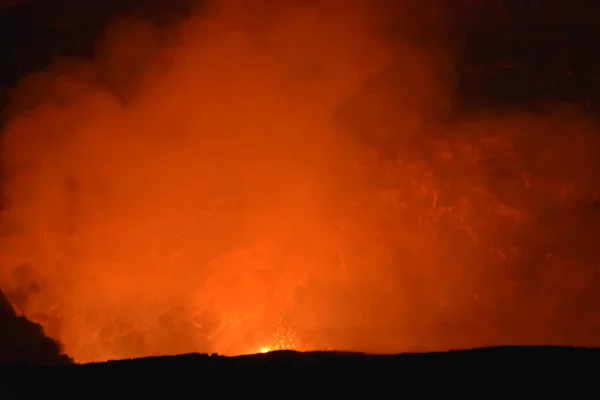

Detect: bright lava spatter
[255, 317, 300, 354]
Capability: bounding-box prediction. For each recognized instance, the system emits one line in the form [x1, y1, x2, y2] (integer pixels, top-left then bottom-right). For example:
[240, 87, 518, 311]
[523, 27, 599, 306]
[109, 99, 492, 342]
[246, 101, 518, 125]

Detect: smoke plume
[1, 0, 599, 363]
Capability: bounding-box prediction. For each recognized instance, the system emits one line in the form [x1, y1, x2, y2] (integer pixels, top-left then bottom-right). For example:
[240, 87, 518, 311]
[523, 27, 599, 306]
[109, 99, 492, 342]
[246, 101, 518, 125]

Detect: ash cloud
[1, 0, 599, 362]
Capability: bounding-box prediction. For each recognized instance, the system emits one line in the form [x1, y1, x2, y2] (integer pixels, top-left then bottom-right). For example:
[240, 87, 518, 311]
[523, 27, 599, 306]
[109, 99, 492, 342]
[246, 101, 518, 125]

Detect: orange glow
[254, 322, 299, 354]
[1, 1, 600, 363]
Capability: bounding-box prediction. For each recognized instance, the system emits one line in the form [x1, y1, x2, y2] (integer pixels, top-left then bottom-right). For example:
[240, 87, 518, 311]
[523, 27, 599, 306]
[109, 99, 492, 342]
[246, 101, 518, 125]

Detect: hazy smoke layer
[1, 1, 599, 363]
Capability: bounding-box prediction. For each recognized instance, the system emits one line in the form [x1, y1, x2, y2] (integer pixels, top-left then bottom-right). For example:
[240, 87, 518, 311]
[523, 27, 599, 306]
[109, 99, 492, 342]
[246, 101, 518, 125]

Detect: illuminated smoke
[1, 1, 599, 363]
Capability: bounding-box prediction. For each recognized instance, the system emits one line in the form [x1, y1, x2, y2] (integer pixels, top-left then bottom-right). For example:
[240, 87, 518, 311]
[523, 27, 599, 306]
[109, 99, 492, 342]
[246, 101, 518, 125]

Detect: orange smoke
[1, 1, 600, 363]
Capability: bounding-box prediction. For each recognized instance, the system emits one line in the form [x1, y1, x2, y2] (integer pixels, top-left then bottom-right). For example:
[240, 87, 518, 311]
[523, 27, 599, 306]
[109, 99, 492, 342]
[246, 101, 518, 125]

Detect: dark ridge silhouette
[0, 287, 72, 365]
[0, 347, 598, 398]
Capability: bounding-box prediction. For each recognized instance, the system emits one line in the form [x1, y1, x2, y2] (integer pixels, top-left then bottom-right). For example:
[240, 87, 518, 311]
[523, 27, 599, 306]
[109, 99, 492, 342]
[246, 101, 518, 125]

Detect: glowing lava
[252, 319, 300, 355]
[255, 341, 296, 354]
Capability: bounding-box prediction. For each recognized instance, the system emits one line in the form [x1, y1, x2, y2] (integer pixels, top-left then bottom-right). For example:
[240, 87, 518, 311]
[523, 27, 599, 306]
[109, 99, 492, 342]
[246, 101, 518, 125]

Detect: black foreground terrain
[1, 346, 599, 398]
[1, 290, 599, 397]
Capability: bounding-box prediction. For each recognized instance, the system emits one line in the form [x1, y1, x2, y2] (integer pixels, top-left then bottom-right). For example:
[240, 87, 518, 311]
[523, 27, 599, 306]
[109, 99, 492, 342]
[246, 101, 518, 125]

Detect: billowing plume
[1, 0, 599, 363]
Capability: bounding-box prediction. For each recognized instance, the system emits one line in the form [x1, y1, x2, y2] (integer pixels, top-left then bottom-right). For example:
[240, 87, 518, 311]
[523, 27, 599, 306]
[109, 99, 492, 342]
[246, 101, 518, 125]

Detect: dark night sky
[0, 0, 193, 85]
[1, 0, 600, 111]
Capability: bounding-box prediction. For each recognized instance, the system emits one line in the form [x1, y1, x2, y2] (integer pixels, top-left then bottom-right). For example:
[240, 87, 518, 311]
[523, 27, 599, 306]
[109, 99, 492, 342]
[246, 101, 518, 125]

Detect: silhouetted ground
[2, 289, 598, 397]
[0, 347, 599, 398]
[0, 288, 72, 366]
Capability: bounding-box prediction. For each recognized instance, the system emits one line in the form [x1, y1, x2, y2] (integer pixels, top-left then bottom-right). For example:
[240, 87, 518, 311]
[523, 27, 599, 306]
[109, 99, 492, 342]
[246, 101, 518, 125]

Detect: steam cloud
[1, 0, 599, 363]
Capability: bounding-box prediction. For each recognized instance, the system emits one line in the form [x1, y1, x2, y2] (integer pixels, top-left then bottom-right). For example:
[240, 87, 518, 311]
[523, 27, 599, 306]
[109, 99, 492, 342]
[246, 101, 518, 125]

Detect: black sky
[1, 0, 600, 112]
